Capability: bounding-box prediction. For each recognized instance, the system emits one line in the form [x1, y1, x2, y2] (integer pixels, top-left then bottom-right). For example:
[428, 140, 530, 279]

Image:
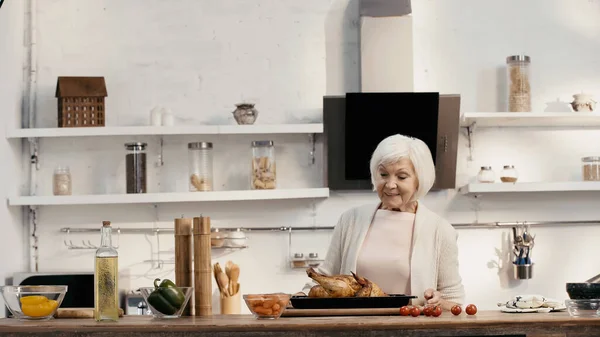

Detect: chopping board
[55, 308, 124, 318]
[281, 308, 400, 317]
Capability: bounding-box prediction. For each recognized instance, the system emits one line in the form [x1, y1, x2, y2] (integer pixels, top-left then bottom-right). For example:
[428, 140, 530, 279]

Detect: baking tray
[290, 294, 417, 309]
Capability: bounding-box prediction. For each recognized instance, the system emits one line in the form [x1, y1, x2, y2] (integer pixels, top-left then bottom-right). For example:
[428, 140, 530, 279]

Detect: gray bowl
[566, 283, 600, 299]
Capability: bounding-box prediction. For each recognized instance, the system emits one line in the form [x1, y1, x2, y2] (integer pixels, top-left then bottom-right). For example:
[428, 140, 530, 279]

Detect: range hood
[359, 0, 414, 92]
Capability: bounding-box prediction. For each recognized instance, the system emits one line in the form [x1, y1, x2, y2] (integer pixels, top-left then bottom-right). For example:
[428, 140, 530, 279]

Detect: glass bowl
[243, 293, 291, 319]
[0, 285, 67, 320]
[139, 286, 193, 319]
[565, 299, 600, 317]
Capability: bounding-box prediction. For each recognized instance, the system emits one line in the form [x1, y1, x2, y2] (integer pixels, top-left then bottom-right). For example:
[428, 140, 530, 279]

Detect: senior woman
[300, 134, 465, 310]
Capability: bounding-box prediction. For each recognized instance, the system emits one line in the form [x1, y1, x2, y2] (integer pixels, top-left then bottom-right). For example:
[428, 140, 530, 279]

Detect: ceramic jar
[570, 94, 596, 112]
[232, 103, 259, 125]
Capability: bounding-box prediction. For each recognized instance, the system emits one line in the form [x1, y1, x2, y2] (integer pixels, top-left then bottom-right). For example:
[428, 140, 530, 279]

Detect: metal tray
[290, 294, 417, 309]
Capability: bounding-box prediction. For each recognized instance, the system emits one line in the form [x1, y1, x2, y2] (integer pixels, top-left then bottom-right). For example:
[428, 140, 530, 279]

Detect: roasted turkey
[306, 267, 388, 298]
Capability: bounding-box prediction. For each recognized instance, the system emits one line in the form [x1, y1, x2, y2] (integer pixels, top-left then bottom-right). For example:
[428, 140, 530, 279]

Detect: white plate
[500, 305, 566, 313]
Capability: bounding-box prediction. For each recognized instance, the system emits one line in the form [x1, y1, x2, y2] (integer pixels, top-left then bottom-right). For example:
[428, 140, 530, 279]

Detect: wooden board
[0, 312, 600, 337]
[282, 308, 399, 317]
[55, 308, 124, 319]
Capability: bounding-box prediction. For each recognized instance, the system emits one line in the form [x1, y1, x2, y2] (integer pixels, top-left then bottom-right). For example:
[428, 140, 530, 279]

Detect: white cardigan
[302, 202, 465, 305]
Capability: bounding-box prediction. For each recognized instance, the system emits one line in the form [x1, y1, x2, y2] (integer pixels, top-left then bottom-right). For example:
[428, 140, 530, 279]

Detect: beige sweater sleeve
[436, 223, 466, 305]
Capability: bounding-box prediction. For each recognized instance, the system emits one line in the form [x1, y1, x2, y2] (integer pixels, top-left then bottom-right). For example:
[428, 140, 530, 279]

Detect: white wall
[0, 0, 28, 317]
[2, 0, 600, 316]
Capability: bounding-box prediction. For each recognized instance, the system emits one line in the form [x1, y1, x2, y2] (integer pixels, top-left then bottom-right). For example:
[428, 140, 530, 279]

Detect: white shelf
[460, 181, 600, 194]
[6, 124, 323, 139]
[8, 188, 329, 206]
[460, 112, 600, 128]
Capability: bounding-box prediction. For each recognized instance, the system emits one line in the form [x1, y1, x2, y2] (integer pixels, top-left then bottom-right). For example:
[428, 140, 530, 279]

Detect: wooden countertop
[0, 311, 599, 337]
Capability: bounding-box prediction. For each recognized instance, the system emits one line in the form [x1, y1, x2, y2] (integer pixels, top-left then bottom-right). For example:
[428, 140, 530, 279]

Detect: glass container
[507, 55, 531, 112]
[188, 142, 213, 192]
[292, 253, 306, 268]
[226, 228, 246, 247]
[251, 140, 276, 190]
[94, 221, 119, 322]
[582, 156, 600, 181]
[53, 166, 72, 196]
[307, 253, 321, 267]
[565, 299, 600, 318]
[210, 228, 226, 248]
[125, 142, 147, 194]
[477, 166, 495, 183]
[500, 165, 519, 183]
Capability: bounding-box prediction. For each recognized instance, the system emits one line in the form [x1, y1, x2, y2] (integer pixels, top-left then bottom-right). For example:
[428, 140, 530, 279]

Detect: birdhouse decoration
[55, 76, 107, 127]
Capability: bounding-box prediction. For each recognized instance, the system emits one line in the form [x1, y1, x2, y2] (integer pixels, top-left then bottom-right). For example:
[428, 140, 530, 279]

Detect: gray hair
[369, 134, 436, 201]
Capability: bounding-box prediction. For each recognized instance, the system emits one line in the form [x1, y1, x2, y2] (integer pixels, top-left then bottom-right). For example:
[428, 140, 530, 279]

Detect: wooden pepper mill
[193, 216, 212, 316]
[174, 217, 193, 316]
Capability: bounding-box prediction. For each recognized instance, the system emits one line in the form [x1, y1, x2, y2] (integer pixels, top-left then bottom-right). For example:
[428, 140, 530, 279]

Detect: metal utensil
[586, 273, 600, 283]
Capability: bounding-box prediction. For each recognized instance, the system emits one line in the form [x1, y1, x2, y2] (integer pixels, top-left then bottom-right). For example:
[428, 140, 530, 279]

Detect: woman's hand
[424, 288, 442, 307]
[424, 288, 460, 311]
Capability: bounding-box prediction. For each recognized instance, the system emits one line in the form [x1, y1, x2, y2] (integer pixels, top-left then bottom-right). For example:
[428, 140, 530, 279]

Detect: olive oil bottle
[94, 221, 119, 321]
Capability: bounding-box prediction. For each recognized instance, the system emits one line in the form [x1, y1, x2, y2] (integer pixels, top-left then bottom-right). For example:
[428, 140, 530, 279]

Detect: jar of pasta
[251, 140, 276, 189]
[506, 55, 531, 112]
[53, 166, 72, 196]
[188, 142, 213, 191]
[582, 156, 600, 181]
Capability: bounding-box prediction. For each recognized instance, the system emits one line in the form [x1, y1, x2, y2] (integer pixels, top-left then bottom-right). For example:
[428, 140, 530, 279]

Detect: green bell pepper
[147, 278, 186, 315]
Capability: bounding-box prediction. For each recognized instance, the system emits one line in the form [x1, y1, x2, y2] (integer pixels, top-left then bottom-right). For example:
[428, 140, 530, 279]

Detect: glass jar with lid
[291, 253, 306, 268]
[477, 166, 495, 183]
[53, 166, 72, 196]
[188, 142, 213, 192]
[506, 55, 531, 112]
[251, 140, 276, 190]
[582, 156, 600, 181]
[500, 165, 519, 183]
[125, 142, 147, 194]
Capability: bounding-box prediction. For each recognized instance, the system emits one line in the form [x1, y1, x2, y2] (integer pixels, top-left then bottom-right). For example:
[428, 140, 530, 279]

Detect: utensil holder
[220, 290, 241, 315]
[514, 263, 533, 280]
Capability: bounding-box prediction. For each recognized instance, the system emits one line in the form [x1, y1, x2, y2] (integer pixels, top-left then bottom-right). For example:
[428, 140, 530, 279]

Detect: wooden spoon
[217, 274, 229, 297]
[213, 263, 229, 297]
[229, 264, 240, 296]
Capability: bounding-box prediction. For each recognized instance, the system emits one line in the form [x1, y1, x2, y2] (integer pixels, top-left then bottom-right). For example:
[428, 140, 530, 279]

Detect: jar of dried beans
[506, 55, 531, 112]
[125, 142, 147, 194]
[500, 165, 519, 183]
[188, 142, 213, 192]
[53, 166, 72, 196]
[582, 156, 600, 181]
[251, 140, 276, 190]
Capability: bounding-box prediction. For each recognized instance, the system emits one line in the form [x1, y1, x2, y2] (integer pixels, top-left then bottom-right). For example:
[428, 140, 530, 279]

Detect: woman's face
[375, 157, 419, 211]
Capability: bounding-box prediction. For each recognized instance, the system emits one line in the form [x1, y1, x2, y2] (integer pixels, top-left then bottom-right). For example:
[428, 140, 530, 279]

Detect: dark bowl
[566, 283, 600, 299]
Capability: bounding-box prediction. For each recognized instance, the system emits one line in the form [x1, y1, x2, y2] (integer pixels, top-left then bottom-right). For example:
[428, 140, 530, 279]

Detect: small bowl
[243, 293, 291, 319]
[565, 299, 600, 317]
[566, 283, 600, 299]
[0, 285, 67, 320]
[211, 237, 225, 248]
[139, 287, 193, 319]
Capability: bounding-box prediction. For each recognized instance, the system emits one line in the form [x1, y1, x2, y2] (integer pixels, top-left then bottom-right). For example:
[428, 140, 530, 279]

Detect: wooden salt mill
[193, 216, 212, 316]
[174, 217, 193, 316]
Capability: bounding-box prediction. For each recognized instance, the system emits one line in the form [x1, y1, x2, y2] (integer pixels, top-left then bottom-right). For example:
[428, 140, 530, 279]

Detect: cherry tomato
[466, 304, 477, 315]
[432, 306, 442, 317]
[451, 305, 462, 316]
[423, 306, 433, 316]
[410, 307, 420, 317]
[399, 306, 410, 316]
